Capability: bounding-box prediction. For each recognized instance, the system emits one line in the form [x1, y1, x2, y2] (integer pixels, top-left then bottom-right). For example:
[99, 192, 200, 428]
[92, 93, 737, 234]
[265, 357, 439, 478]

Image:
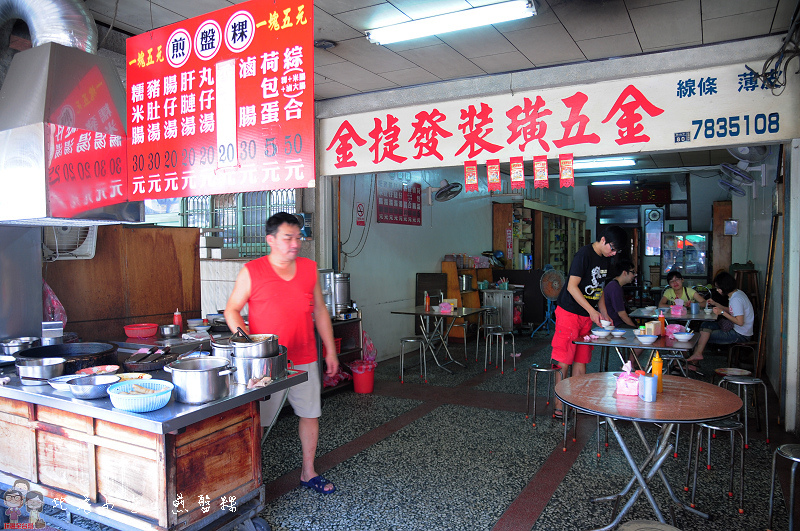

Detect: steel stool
[719, 375, 769, 448]
[768, 444, 800, 531]
[450, 320, 470, 362]
[399, 336, 427, 383]
[685, 419, 745, 513]
[712, 367, 751, 386]
[485, 329, 515, 373]
[475, 307, 499, 361]
[526, 363, 558, 426]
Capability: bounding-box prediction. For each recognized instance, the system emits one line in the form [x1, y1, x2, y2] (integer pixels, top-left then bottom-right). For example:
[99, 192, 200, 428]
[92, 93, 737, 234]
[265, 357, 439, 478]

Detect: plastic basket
[107, 379, 173, 412]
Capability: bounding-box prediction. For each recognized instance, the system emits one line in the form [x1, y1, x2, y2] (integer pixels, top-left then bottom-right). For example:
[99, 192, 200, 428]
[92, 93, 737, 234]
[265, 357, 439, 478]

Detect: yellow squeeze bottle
[652, 351, 663, 393]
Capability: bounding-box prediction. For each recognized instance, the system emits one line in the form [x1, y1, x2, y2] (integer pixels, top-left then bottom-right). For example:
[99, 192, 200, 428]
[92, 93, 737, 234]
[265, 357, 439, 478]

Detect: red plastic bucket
[352, 367, 374, 394]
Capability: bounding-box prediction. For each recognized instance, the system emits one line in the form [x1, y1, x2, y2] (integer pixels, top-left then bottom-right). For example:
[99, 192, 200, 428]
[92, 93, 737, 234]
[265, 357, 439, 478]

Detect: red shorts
[551, 306, 594, 365]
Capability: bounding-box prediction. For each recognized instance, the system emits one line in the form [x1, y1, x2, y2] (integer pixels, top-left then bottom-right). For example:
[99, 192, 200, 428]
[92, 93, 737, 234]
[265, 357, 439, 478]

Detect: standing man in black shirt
[551, 225, 629, 417]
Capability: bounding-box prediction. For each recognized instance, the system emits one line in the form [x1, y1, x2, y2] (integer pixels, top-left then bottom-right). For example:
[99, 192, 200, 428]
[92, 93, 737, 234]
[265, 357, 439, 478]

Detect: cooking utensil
[0, 337, 40, 355]
[211, 338, 233, 362]
[16, 357, 65, 385]
[230, 333, 279, 358]
[163, 356, 236, 404]
[17, 343, 117, 374]
[68, 374, 121, 399]
[127, 346, 158, 364]
[236, 327, 253, 342]
[159, 324, 181, 338]
[230, 345, 289, 384]
[141, 346, 171, 364]
[48, 374, 79, 391]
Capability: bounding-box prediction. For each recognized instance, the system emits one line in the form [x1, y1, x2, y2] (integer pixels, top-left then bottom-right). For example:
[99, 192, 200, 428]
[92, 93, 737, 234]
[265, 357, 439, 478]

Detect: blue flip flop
[300, 475, 336, 494]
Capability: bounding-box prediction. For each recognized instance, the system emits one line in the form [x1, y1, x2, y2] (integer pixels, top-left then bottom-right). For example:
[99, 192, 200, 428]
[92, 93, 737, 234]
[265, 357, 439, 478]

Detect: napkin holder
[645, 321, 662, 336]
[638, 374, 657, 402]
[616, 362, 639, 396]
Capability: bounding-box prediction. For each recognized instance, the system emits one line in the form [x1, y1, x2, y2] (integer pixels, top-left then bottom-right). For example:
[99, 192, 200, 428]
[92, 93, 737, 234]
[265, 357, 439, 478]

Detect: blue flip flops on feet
[301, 475, 336, 494]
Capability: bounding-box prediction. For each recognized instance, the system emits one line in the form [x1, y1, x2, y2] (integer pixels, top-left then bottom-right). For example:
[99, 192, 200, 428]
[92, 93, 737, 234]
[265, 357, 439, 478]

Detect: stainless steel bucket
[230, 333, 279, 358]
[210, 337, 233, 361]
[230, 346, 288, 384]
[164, 356, 236, 404]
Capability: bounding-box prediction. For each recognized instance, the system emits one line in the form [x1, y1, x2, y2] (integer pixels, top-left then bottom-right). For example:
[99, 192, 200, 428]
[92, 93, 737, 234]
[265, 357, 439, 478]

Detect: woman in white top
[686, 271, 754, 369]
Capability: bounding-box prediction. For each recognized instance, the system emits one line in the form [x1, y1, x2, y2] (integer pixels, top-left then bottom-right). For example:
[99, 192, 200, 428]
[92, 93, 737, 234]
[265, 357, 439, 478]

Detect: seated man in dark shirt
[599, 260, 642, 365]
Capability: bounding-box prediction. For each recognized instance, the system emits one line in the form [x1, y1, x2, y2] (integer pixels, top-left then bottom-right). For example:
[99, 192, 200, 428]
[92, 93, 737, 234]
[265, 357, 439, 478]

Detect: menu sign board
[125, 0, 314, 200]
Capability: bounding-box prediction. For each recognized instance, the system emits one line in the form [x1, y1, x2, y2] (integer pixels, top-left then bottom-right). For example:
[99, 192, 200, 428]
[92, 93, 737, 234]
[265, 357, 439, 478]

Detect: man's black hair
[265, 212, 301, 237]
[612, 259, 635, 278]
[598, 225, 629, 253]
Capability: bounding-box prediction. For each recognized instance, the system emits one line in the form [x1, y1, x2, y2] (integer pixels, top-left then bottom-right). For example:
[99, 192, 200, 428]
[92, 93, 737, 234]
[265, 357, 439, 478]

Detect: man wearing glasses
[551, 226, 629, 418]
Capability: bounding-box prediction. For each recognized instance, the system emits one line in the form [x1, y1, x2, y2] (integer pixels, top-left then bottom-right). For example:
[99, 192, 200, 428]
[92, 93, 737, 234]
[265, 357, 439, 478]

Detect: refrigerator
[660, 232, 710, 281]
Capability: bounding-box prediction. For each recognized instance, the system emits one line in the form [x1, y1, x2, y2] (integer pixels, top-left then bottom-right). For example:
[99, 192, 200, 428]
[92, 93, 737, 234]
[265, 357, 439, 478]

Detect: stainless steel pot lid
[166, 356, 230, 371]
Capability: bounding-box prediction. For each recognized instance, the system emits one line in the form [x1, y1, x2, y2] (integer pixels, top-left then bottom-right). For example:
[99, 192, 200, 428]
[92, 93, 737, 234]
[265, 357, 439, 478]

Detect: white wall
[338, 168, 492, 361]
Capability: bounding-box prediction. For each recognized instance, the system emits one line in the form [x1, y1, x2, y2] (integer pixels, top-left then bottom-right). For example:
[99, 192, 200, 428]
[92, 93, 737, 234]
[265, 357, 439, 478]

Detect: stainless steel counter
[0, 369, 307, 434]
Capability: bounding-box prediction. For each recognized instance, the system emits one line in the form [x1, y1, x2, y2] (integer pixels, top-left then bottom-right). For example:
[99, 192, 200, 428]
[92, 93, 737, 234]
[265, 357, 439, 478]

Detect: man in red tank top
[225, 212, 339, 494]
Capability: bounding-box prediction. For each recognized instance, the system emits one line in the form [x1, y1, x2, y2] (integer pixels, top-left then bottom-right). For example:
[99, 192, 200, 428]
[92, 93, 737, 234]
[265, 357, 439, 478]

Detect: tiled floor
[260, 334, 800, 531]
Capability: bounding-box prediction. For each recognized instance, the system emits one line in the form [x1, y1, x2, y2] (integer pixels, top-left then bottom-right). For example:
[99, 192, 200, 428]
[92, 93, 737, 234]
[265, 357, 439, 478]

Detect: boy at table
[599, 259, 643, 365]
[551, 225, 629, 418]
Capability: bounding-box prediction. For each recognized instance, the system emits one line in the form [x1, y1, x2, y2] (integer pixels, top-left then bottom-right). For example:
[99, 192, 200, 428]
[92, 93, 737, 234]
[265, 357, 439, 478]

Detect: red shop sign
[126, 0, 315, 200]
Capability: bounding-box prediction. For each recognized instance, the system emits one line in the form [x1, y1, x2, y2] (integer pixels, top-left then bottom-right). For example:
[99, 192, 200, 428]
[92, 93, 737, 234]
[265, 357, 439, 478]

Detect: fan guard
[43, 226, 97, 260]
[540, 269, 566, 301]
[717, 178, 746, 197]
[720, 163, 754, 184]
[727, 145, 770, 164]
[435, 181, 462, 202]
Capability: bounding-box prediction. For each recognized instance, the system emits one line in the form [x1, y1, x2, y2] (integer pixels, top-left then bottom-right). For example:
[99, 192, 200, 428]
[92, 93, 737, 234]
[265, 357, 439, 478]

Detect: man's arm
[618, 310, 637, 328]
[224, 266, 252, 334]
[566, 275, 602, 326]
[313, 279, 339, 377]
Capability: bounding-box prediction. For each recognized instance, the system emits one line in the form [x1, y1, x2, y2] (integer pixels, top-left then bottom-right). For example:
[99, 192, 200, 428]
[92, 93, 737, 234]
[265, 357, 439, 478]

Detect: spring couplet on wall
[534, 156, 549, 189]
[509, 156, 525, 190]
[559, 153, 574, 188]
[464, 160, 479, 192]
[486, 159, 501, 191]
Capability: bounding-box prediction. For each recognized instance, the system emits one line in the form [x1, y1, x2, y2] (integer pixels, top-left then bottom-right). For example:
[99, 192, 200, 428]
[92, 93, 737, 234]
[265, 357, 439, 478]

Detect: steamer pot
[163, 356, 236, 404]
[230, 333, 279, 358]
[210, 338, 233, 361]
[230, 345, 288, 384]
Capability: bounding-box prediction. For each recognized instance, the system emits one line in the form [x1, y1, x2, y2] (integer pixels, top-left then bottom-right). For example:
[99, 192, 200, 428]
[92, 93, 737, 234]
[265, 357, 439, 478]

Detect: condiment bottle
[424, 291, 430, 312]
[652, 351, 663, 393]
[658, 311, 666, 336]
[173, 308, 182, 333]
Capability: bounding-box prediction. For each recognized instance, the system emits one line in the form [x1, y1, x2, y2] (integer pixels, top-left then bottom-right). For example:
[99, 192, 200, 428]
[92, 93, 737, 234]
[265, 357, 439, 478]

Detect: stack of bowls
[16, 357, 65, 385]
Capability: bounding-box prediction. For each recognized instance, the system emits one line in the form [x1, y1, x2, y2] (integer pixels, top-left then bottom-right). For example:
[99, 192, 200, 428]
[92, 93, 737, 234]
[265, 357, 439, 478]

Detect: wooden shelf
[441, 261, 492, 340]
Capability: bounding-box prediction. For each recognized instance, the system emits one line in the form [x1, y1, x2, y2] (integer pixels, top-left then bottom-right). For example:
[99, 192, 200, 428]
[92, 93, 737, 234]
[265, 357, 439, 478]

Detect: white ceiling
[85, 0, 796, 101]
[82, 0, 794, 180]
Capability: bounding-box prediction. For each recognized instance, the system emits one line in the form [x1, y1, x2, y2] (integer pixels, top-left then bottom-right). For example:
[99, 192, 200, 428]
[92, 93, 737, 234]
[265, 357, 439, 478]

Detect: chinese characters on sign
[376, 176, 421, 225]
[126, 0, 314, 199]
[319, 64, 799, 178]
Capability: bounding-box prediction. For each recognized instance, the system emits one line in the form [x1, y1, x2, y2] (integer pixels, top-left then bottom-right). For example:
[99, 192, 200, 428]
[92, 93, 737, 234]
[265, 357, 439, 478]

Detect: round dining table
[555, 372, 743, 530]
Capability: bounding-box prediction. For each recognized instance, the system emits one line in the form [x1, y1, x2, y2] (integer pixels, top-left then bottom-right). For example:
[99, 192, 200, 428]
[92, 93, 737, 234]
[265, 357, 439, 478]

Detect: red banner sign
[509, 156, 525, 190]
[464, 160, 478, 192]
[125, 0, 314, 200]
[533, 156, 548, 189]
[559, 153, 574, 188]
[486, 159, 501, 191]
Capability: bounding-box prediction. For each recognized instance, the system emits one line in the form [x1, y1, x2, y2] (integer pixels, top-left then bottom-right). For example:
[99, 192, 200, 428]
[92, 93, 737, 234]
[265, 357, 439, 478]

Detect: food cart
[0, 361, 305, 531]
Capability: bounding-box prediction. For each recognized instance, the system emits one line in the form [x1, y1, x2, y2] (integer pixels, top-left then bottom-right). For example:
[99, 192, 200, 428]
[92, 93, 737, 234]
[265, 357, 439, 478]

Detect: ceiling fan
[426, 179, 463, 205]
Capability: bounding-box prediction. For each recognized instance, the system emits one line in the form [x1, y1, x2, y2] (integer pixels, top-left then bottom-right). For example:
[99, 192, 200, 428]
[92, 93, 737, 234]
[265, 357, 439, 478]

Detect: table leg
[632, 423, 709, 520]
[588, 417, 669, 530]
[417, 315, 465, 373]
[433, 316, 465, 369]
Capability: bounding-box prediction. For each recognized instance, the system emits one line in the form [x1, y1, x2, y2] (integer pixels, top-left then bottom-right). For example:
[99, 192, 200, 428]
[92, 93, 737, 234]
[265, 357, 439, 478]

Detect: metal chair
[485, 329, 515, 373]
[768, 444, 800, 531]
[526, 363, 558, 426]
[685, 419, 745, 514]
[719, 375, 770, 448]
[399, 336, 426, 383]
[450, 320, 470, 362]
[475, 306, 499, 361]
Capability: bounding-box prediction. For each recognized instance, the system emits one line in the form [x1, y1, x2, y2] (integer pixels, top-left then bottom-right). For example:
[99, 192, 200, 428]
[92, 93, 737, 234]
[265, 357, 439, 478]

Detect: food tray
[107, 379, 174, 412]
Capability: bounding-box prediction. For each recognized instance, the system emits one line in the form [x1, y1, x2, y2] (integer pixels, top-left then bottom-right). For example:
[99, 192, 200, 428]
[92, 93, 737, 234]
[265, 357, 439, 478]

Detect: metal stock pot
[163, 356, 236, 404]
[230, 333, 279, 358]
[230, 345, 289, 384]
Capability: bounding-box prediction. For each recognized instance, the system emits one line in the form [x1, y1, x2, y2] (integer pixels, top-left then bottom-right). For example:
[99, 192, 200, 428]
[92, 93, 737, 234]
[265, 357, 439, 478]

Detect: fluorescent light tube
[366, 1, 535, 45]
[574, 158, 636, 170]
[591, 180, 631, 186]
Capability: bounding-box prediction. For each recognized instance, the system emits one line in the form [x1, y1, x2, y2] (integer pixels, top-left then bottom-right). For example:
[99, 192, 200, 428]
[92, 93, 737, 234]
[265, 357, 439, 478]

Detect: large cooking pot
[230, 345, 288, 384]
[0, 337, 40, 355]
[210, 337, 233, 361]
[18, 342, 117, 374]
[230, 333, 279, 358]
[163, 356, 236, 404]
